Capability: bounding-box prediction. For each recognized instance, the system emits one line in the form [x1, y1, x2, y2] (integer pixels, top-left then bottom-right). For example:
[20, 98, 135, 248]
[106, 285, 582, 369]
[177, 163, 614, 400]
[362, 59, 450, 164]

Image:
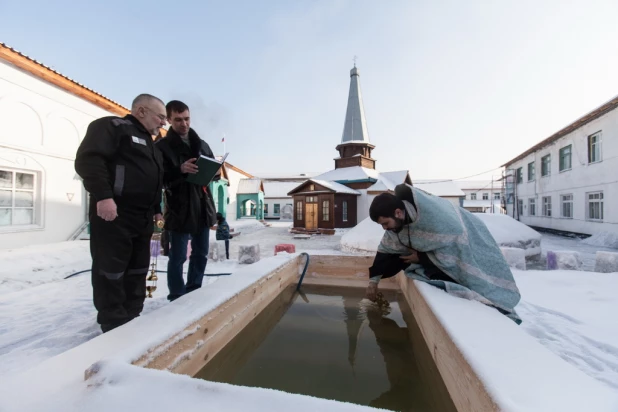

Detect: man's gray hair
[131, 94, 164, 112]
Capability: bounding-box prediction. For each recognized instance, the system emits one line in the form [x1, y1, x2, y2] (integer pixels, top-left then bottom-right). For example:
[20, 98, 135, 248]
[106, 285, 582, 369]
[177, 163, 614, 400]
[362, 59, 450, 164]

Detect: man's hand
[399, 249, 420, 264]
[366, 282, 378, 302]
[180, 158, 198, 174]
[97, 198, 118, 221]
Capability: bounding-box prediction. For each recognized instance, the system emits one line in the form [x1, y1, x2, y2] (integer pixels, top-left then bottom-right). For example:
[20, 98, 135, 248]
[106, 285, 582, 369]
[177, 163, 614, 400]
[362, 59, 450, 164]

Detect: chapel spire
[335, 64, 376, 170]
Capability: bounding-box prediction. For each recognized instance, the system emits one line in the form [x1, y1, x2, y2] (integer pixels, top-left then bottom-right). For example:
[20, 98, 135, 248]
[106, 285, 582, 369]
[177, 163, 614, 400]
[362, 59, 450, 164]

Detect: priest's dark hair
[166, 100, 189, 117]
[369, 193, 405, 222]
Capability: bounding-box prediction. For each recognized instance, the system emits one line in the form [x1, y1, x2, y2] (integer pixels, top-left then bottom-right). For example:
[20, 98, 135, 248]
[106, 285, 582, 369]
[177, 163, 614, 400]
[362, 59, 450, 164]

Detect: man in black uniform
[156, 100, 218, 301]
[75, 93, 166, 333]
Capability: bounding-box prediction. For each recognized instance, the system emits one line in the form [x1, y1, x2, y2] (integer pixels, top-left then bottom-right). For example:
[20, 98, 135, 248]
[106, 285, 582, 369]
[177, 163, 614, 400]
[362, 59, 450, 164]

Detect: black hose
[64, 269, 231, 280]
[296, 252, 310, 291]
[63, 269, 92, 279]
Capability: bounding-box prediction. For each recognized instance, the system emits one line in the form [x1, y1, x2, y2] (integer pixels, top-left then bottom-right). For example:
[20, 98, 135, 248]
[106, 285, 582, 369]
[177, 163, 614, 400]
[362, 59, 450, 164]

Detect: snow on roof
[310, 179, 361, 195]
[257, 172, 318, 179]
[314, 167, 409, 193]
[314, 166, 380, 182]
[237, 178, 263, 194]
[414, 180, 465, 197]
[455, 180, 496, 191]
[263, 180, 305, 198]
[380, 170, 410, 185]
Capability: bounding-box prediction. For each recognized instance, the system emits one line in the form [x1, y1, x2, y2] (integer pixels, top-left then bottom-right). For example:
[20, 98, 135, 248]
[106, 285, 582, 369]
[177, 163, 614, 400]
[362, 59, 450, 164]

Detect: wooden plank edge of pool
[129, 253, 499, 411]
[397, 274, 500, 412]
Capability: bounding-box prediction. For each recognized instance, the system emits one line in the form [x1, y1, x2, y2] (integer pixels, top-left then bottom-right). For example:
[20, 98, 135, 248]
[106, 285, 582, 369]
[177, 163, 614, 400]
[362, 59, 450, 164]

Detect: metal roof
[341, 66, 370, 144]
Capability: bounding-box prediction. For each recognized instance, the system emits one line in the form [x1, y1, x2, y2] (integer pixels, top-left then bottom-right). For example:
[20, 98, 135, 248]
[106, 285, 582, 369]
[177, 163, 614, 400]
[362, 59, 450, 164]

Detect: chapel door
[305, 203, 318, 230]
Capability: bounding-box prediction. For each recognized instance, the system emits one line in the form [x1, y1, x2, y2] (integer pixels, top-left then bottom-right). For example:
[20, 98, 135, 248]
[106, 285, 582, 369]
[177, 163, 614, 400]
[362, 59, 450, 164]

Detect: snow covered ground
[515, 269, 618, 390]
[0, 220, 345, 379]
[1, 218, 618, 411]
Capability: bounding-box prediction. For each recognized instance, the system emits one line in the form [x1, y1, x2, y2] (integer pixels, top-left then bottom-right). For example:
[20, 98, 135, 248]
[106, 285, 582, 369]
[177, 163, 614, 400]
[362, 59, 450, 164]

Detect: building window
[305, 196, 317, 203]
[296, 201, 303, 220]
[264, 204, 268, 215]
[542, 196, 552, 217]
[342, 201, 348, 222]
[588, 132, 602, 163]
[529, 198, 536, 216]
[470, 193, 477, 200]
[274, 204, 280, 215]
[0, 169, 36, 227]
[482, 193, 489, 200]
[322, 200, 329, 221]
[587, 192, 603, 221]
[528, 162, 535, 181]
[517, 199, 523, 216]
[309, 184, 315, 191]
[516, 167, 523, 184]
[559, 145, 572, 172]
[541, 155, 551, 177]
[560, 194, 573, 218]
[493, 193, 501, 200]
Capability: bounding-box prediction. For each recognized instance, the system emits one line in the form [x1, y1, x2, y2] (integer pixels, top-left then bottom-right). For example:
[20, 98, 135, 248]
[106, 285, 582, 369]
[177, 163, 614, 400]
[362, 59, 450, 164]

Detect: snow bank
[415, 279, 618, 411]
[546, 250, 582, 270]
[340, 217, 383, 252]
[595, 251, 618, 273]
[228, 219, 267, 235]
[582, 231, 618, 249]
[500, 247, 526, 270]
[474, 213, 541, 257]
[341, 213, 542, 258]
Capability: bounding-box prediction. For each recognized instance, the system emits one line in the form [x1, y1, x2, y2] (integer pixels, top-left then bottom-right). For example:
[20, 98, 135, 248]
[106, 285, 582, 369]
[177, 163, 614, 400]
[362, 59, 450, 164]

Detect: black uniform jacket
[75, 115, 163, 214]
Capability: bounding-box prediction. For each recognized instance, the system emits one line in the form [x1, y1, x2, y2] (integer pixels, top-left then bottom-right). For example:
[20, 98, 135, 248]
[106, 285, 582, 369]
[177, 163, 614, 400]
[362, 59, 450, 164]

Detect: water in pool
[195, 284, 456, 411]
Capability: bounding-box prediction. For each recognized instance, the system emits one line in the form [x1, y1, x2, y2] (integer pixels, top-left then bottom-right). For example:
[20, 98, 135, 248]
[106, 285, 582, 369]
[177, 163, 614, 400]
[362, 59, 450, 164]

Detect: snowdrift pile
[342, 213, 541, 257]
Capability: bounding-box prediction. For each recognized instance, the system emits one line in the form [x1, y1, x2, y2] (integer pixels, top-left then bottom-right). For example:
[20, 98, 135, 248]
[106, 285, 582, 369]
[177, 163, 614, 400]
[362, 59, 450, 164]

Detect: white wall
[0, 60, 118, 249]
[506, 107, 618, 235]
[224, 166, 252, 221]
[461, 188, 502, 201]
[264, 197, 293, 219]
[357, 190, 372, 223]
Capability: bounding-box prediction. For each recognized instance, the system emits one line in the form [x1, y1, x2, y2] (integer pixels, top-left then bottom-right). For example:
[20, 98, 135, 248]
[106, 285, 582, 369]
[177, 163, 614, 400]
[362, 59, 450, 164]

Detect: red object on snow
[274, 244, 296, 255]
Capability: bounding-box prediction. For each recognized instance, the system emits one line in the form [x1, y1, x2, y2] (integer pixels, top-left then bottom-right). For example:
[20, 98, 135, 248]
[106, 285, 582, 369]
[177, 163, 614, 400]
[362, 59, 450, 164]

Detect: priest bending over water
[366, 184, 522, 324]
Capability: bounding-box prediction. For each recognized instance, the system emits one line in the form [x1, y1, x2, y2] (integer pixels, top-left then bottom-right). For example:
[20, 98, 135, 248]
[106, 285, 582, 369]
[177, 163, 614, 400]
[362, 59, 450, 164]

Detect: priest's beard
[390, 217, 406, 233]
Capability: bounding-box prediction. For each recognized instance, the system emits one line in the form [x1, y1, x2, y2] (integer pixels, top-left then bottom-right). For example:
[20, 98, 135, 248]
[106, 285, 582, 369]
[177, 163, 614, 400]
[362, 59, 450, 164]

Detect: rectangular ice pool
[195, 284, 456, 411]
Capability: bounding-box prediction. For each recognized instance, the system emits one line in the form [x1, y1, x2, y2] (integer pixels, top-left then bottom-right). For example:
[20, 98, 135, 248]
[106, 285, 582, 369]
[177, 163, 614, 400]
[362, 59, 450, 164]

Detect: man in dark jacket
[156, 100, 219, 301]
[75, 93, 166, 333]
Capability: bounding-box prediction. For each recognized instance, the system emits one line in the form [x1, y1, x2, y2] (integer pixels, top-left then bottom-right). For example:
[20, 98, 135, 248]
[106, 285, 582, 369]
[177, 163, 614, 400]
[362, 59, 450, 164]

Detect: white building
[221, 162, 258, 221]
[261, 178, 309, 221]
[414, 180, 465, 207]
[503, 94, 618, 235]
[0, 43, 128, 249]
[455, 180, 504, 213]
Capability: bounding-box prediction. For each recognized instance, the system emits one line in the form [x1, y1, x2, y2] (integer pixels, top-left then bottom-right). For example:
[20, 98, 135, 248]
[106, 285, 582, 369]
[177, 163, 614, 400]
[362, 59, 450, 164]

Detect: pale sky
[2, 0, 618, 180]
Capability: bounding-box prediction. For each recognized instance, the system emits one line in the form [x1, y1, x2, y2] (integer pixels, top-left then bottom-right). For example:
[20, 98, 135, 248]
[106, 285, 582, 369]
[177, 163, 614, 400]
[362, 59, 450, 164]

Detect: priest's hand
[399, 250, 419, 264]
[366, 282, 378, 302]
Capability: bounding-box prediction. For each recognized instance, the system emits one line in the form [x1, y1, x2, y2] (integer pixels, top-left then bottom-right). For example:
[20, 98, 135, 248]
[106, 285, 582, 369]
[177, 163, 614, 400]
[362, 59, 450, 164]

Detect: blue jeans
[167, 227, 210, 301]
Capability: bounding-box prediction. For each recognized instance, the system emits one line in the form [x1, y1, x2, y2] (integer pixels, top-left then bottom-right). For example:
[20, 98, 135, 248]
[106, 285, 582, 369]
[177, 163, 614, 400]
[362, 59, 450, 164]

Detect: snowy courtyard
[1, 218, 618, 410]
